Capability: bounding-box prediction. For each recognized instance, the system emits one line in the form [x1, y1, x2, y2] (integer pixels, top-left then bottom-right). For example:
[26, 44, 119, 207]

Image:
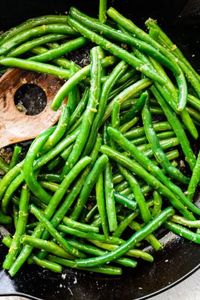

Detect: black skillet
[0, 0, 200, 299]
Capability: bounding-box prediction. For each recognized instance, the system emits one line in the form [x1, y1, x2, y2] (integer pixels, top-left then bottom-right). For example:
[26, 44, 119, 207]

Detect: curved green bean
[100, 145, 194, 220]
[8, 34, 65, 57]
[71, 154, 108, 220]
[68, 17, 165, 84]
[0, 24, 77, 55]
[142, 99, 189, 184]
[187, 150, 200, 201]
[3, 185, 29, 270]
[107, 127, 200, 216]
[74, 207, 174, 267]
[29, 37, 87, 62]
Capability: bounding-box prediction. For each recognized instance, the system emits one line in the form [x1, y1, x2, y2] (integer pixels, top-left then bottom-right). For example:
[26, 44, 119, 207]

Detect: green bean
[13, 205, 18, 229]
[47, 156, 62, 171]
[29, 37, 86, 62]
[170, 215, 200, 229]
[119, 167, 151, 223]
[62, 217, 99, 233]
[48, 255, 122, 275]
[120, 92, 147, 124]
[69, 7, 182, 87]
[68, 17, 165, 84]
[31, 45, 77, 70]
[2, 235, 12, 248]
[113, 212, 138, 238]
[148, 56, 198, 140]
[117, 69, 137, 85]
[0, 24, 77, 55]
[35, 127, 79, 169]
[60, 144, 73, 161]
[0, 212, 12, 225]
[9, 156, 90, 274]
[61, 47, 102, 177]
[99, 0, 107, 23]
[146, 18, 200, 97]
[26, 222, 39, 230]
[150, 107, 163, 115]
[115, 180, 129, 193]
[129, 220, 162, 251]
[165, 221, 200, 244]
[70, 8, 188, 110]
[188, 94, 200, 112]
[0, 57, 71, 79]
[51, 56, 116, 110]
[120, 117, 139, 134]
[43, 156, 91, 218]
[74, 207, 174, 267]
[22, 235, 73, 259]
[9, 146, 22, 170]
[162, 149, 179, 163]
[108, 78, 139, 101]
[90, 240, 154, 262]
[142, 138, 179, 158]
[84, 61, 127, 155]
[0, 15, 69, 45]
[124, 121, 171, 140]
[41, 137, 102, 240]
[131, 131, 175, 146]
[8, 34, 65, 57]
[67, 62, 79, 113]
[58, 224, 123, 245]
[187, 151, 200, 201]
[32, 256, 62, 273]
[113, 173, 124, 184]
[0, 157, 9, 173]
[96, 173, 109, 237]
[138, 137, 179, 153]
[30, 204, 85, 258]
[142, 99, 189, 184]
[112, 101, 120, 129]
[71, 154, 108, 220]
[36, 138, 102, 261]
[187, 107, 200, 124]
[108, 127, 200, 217]
[38, 174, 61, 183]
[3, 185, 29, 270]
[151, 87, 196, 170]
[85, 205, 99, 223]
[43, 105, 70, 152]
[121, 185, 152, 198]
[100, 145, 194, 220]
[102, 78, 152, 123]
[68, 239, 137, 268]
[70, 8, 174, 76]
[40, 181, 59, 193]
[23, 128, 54, 204]
[152, 191, 162, 217]
[68, 88, 89, 128]
[104, 161, 118, 232]
[1, 173, 24, 214]
[114, 193, 137, 211]
[107, 7, 187, 111]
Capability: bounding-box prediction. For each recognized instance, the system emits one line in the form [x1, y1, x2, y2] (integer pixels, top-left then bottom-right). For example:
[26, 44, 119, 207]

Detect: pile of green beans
[0, 0, 200, 277]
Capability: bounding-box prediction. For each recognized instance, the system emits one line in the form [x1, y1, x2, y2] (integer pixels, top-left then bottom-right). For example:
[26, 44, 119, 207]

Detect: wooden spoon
[0, 68, 64, 148]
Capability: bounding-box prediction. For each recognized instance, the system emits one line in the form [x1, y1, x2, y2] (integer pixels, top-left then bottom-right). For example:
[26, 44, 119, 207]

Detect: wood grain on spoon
[0, 68, 64, 148]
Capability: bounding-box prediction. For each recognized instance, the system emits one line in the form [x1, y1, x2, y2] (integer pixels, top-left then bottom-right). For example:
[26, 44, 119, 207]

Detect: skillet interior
[0, 0, 200, 299]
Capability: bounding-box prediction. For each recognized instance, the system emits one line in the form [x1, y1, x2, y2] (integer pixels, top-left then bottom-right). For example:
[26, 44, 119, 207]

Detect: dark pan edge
[0, 263, 200, 300]
[138, 263, 200, 300]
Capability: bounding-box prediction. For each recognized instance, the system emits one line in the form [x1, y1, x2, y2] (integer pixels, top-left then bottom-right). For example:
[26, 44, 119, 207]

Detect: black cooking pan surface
[0, 0, 200, 299]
